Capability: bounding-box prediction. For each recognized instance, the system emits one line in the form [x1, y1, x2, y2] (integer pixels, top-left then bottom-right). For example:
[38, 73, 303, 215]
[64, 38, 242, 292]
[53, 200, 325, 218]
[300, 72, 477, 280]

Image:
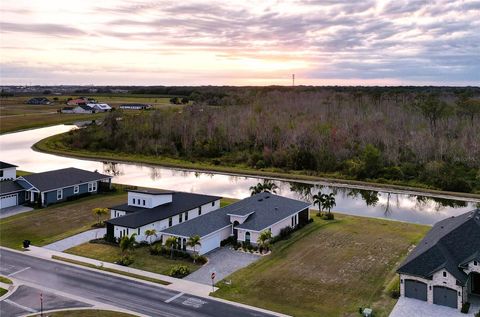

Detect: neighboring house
[26, 97, 50, 105]
[160, 192, 311, 255]
[0, 180, 26, 210]
[86, 103, 111, 112]
[73, 105, 96, 114]
[119, 104, 152, 110]
[105, 189, 221, 243]
[0, 161, 17, 181]
[16, 167, 112, 207]
[60, 106, 75, 113]
[397, 209, 480, 310]
[67, 98, 88, 106]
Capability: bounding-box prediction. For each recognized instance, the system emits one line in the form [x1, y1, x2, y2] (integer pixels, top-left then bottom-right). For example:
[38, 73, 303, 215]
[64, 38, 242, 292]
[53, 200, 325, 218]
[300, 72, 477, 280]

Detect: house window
[185, 211, 188, 221]
[74, 185, 79, 194]
[0, 170, 3, 177]
[92, 182, 97, 191]
[143, 200, 146, 206]
[212, 201, 215, 206]
[443, 272, 447, 277]
[88, 182, 93, 192]
[169, 217, 172, 227]
[474, 261, 478, 266]
[198, 206, 202, 216]
[245, 232, 251, 243]
[133, 198, 136, 204]
[138, 228, 140, 235]
[179, 213, 183, 223]
[57, 189, 63, 200]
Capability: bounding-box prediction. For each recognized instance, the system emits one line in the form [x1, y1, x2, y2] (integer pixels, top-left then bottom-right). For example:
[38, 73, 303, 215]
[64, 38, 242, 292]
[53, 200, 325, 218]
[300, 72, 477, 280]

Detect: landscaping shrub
[169, 265, 190, 278]
[461, 302, 470, 314]
[195, 255, 208, 265]
[90, 238, 118, 246]
[322, 213, 335, 220]
[117, 255, 134, 266]
[220, 236, 237, 246]
[386, 277, 400, 299]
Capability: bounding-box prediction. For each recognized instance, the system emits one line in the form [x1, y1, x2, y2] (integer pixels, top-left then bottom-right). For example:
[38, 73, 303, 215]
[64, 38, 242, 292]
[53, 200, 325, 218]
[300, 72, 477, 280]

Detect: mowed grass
[66, 243, 201, 276]
[0, 288, 7, 296]
[0, 193, 126, 249]
[213, 213, 429, 317]
[31, 309, 137, 317]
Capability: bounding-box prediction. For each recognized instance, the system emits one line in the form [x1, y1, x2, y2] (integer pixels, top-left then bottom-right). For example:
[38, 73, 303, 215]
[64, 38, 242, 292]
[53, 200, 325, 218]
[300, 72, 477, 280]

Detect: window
[212, 201, 215, 206]
[88, 182, 93, 192]
[74, 185, 79, 194]
[185, 211, 188, 221]
[138, 228, 140, 235]
[474, 261, 478, 266]
[198, 206, 202, 216]
[179, 213, 183, 223]
[0, 170, 3, 177]
[143, 200, 146, 206]
[169, 217, 172, 227]
[57, 189, 63, 200]
[443, 271, 447, 277]
[133, 198, 136, 204]
[92, 182, 97, 191]
[245, 232, 251, 243]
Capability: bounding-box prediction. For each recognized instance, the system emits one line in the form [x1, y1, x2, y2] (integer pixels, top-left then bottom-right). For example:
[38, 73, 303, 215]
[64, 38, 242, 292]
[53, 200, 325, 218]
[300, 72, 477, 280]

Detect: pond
[0, 124, 478, 225]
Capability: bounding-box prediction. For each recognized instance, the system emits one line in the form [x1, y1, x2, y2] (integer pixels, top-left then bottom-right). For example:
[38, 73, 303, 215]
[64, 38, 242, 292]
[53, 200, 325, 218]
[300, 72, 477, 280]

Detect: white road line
[8, 266, 30, 277]
[164, 292, 184, 303]
[3, 299, 37, 313]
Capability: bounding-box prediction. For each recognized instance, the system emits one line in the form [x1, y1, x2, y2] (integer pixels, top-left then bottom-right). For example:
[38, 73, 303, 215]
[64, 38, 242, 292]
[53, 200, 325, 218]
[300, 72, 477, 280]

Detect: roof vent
[258, 198, 263, 202]
[275, 207, 278, 210]
[265, 195, 270, 199]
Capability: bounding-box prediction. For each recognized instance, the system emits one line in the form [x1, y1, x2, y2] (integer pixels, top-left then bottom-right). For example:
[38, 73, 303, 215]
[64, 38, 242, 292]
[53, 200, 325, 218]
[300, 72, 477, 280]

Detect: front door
[472, 273, 480, 295]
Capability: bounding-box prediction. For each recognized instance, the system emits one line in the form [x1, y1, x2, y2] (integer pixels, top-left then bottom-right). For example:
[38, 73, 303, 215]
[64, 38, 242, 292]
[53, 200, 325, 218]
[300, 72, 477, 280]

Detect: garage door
[200, 233, 221, 255]
[405, 279, 427, 301]
[433, 286, 458, 309]
[0, 194, 18, 209]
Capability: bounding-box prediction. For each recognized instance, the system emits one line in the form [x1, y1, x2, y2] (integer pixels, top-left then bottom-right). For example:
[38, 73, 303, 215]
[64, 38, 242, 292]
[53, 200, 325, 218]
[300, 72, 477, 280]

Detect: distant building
[119, 103, 152, 110]
[87, 103, 111, 112]
[26, 97, 50, 105]
[73, 105, 96, 114]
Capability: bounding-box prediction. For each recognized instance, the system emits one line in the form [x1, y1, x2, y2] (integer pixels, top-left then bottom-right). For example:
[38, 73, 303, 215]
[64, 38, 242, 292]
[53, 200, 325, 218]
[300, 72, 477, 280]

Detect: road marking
[8, 266, 30, 277]
[164, 292, 184, 303]
[182, 297, 207, 308]
[3, 299, 37, 313]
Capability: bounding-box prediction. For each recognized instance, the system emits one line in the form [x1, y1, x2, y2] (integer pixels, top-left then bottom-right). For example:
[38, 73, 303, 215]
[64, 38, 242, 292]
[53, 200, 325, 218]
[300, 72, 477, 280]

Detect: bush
[322, 213, 335, 220]
[461, 302, 470, 314]
[195, 255, 208, 265]
[169, 265, 190, 278]
[117, 255, 134, 266]
[220, 236, 237, 247]
[90, 237, 118, 246]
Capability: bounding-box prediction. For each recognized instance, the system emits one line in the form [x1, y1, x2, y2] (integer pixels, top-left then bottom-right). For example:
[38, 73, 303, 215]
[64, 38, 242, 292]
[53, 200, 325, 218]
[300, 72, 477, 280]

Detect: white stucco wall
[110, 209, 126, 219]
[127, 192, 172, 208]
[229, 213, 252, 225]
[0, 167, 16, 181]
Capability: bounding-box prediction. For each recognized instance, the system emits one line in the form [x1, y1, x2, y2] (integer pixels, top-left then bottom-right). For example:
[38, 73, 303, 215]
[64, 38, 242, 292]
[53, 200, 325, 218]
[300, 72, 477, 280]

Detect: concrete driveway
[185, 247, 260, 285]
[44, 228, 105, 251]
[389, 297, 476, 317]
[0, 205, 33, 219]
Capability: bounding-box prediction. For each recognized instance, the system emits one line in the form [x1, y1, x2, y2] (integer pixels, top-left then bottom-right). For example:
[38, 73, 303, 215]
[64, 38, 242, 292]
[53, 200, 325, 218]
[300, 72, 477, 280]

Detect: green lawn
[213, 213, 429, 317]
[66, 243, 201, 276]
[30, 309, 137, 317]
[0, 192, 126, 249]
[0, 276, 13, 284]
[0, 288, 7, 297]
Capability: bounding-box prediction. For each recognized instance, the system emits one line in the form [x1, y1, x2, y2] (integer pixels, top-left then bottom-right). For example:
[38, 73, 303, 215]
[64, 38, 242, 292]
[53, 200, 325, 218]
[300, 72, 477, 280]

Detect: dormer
[127, 189, 173, 209]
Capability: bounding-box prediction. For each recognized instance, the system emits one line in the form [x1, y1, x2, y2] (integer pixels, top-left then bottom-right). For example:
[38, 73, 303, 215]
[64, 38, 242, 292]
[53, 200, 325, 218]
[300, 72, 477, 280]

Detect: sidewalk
[44, 229, 106, 251]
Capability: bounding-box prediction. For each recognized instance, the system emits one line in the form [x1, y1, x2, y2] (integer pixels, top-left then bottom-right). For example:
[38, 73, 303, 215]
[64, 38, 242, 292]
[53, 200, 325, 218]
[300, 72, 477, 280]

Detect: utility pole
[292, 74, 295, 86]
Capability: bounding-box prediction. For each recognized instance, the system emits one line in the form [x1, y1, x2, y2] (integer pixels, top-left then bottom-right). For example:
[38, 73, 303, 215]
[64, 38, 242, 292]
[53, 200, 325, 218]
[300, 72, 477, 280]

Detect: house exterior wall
[0, 167, 16, 181]
[110, 209, 127, 219]
[236, 211, 300, 244]
[43, 182, 96, 206]
[400, 271, 464, 310]
[237, 229, 260, 245]
[464, 261, 480, 275]
[127, 192, 172, 208]
[229, 214, 250, 224]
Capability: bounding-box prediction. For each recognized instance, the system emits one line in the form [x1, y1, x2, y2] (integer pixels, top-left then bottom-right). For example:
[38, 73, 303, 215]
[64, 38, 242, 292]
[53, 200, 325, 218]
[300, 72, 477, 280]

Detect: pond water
[0, 124, 478, 225]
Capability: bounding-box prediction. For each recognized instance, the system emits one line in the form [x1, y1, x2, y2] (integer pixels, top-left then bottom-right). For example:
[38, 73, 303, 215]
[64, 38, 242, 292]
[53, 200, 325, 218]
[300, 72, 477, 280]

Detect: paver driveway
[389, 297, 476, 317]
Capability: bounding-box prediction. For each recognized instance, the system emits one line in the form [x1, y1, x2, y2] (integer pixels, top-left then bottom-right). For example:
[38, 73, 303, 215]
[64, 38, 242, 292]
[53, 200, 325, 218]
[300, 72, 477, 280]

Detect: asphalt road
[0, 249, 275, 317]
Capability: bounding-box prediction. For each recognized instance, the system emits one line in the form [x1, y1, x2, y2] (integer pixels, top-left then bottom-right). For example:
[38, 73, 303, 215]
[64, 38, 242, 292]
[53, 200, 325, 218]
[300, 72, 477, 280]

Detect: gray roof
[397, 209, 480, 285]
[106, 192, 221, 228]
[127, 189, 174, 195]
[0, 180, 25, 195]
[0, 161, 17, 169]
[162, 192, 311, 238]
[21, 167, 112, 192]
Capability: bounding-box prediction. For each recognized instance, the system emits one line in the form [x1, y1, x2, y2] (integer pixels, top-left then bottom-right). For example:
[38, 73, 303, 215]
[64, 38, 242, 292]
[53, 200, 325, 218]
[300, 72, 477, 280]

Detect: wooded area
[60, 86, 480, 193]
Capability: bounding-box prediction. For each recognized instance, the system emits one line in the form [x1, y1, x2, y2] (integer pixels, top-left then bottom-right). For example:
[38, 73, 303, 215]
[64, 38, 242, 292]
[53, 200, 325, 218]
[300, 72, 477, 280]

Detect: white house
[397, 209, 480, 311]
[0, 161, 17, 181]
[86, 103, 111, 112]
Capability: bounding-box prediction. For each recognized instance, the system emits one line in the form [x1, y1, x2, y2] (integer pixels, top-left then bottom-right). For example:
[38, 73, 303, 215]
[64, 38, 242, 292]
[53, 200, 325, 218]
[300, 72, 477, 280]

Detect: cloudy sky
[1, 0, 479, 86]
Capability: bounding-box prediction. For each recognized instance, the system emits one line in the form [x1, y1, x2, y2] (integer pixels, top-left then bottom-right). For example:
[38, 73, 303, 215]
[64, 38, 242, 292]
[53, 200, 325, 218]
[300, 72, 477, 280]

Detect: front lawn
[213, 213, 429, 317]
[0, 192, 126, 249]
[66, 242, 201, 276]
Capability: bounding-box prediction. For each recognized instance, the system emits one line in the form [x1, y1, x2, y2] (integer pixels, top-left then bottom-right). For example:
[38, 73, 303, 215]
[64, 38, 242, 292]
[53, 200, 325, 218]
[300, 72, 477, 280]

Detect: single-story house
[26, 97, 50, 105]
[161, 192, 311, 255]
[86, 103, 111, 112]
[73, 105, 96, 114]
[119, 104, 152, 110]
[0, 161, 17, 181]
[397, 208, 480, 310]
[105, 189, 221, 243]
[16, 167, 112, 207]
[60, 106, 76, 113]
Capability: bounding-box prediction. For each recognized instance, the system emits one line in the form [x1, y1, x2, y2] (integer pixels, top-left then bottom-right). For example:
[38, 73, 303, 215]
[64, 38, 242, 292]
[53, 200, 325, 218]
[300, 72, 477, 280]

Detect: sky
[0, 0, 479, 86]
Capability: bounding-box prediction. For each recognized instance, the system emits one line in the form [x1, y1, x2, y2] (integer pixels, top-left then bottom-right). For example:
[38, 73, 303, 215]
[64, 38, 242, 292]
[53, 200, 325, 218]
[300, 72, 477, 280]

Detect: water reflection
[0, 124, 478, 226]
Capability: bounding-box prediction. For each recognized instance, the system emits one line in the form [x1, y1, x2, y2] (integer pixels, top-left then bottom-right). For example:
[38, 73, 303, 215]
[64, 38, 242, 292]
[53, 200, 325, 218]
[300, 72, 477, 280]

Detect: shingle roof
[21, 167, 112, 192]
[0, 180, 25, 195]
[161, 192, 311, 238]
[397, 209, 480, 285]
[0, 162, 17, 169]
[106, 192, 221, 228]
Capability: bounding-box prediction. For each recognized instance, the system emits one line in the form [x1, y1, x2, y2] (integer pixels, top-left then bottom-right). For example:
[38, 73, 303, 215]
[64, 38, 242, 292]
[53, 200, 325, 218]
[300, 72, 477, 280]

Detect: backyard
[213, 213, 429, 317]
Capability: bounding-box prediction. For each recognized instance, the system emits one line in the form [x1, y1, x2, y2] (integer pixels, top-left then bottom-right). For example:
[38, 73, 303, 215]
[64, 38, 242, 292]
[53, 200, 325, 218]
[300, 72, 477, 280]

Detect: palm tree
[144, 229, 157, 244]
[92, 207, 109, 226]
[165, 236, 178, 259]
[119, 233, 137, 255]
[312, 192, 326, 216]
[250, 180, 278, 196]
[257, 230, 272, 253]
[187, 235, 202, 263]
[323, 193, 336, 215]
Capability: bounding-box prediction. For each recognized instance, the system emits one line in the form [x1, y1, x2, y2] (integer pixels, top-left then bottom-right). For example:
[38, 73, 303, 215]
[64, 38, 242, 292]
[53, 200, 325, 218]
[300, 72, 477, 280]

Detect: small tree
[187, 235, 202, 263]
[144, 229, 157, 244]
[119, 233, 137, 255]
[165, 236, 178, 259]
[92, 207, 109, 226]
[257, 230, 272, 253]
[323, 193, 336, 216]
[312, 192, 326, 216]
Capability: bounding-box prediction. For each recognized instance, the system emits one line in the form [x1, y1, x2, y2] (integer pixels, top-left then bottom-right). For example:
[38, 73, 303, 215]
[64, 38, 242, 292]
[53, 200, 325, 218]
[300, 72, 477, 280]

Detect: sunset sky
[1, 0, 479, 86]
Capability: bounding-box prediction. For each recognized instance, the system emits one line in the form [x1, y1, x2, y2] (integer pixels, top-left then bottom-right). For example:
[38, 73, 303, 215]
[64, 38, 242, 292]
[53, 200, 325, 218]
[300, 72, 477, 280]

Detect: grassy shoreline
[34, 133, 480, 200]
